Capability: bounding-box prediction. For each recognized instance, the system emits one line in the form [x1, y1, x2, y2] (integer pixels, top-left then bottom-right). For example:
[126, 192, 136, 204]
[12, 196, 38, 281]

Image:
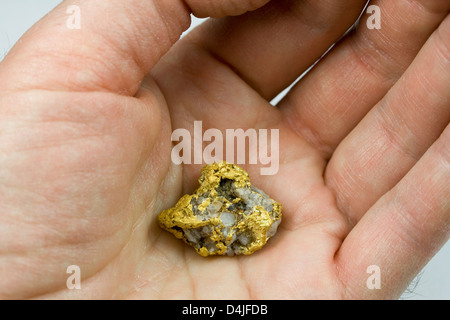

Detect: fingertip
[185, 0, 271, 18]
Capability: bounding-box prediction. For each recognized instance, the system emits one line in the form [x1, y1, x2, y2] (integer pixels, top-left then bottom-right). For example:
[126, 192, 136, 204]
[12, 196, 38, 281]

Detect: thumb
[0, 0, 270, 95]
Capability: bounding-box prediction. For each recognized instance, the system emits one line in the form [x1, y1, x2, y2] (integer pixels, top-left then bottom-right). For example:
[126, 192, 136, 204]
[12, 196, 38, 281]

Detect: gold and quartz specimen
[158, 162, 282, 257]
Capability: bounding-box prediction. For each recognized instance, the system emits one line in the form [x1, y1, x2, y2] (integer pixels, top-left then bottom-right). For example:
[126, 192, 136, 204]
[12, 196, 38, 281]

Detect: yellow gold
[158, 162, 282, 256]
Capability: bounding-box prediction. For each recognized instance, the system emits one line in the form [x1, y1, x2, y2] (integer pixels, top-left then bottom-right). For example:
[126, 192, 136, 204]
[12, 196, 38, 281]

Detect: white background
[0, 0, 448, 300]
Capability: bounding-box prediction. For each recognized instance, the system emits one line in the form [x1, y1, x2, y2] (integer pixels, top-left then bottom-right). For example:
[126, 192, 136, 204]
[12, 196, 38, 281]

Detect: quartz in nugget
[158, 162, 282, 257]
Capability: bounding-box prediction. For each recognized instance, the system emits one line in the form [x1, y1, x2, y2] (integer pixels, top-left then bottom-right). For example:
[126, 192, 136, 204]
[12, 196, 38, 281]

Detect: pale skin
[0, 0, 448, 299]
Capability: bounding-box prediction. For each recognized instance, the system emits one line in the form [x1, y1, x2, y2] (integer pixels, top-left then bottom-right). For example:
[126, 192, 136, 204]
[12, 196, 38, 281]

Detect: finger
[279, 0, 450, 156]
[187, 0, 271, 18]
[189, 0, 367, 100]
[325, 13, 450, 223]
[335, 124, 450, 299]
[0, 0, 270, 95]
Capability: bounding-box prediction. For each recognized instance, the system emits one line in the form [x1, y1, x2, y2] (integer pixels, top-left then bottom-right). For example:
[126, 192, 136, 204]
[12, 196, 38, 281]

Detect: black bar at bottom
[153, 300, 325, 318]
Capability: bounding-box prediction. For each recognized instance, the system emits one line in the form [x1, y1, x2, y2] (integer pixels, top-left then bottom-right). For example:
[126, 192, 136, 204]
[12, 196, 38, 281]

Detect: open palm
[0, 0, 448, 299]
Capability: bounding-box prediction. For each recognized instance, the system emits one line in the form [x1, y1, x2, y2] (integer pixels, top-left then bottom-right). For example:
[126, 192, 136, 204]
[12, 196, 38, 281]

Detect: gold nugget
[158, 162, 282, 257]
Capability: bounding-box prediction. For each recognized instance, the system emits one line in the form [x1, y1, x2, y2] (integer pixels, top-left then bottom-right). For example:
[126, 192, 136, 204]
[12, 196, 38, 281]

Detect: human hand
[0, 0, 448, 299]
